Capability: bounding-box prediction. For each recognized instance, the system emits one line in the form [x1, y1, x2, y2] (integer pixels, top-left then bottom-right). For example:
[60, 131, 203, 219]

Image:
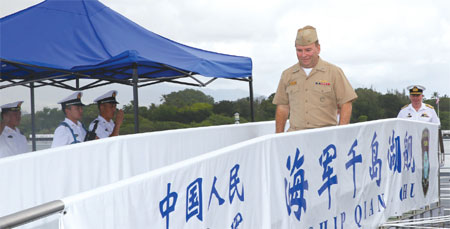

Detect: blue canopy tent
[0, 0, 254, 150]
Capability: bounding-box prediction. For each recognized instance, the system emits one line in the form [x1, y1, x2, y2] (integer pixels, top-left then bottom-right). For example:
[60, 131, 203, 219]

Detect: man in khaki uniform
[273, 26, 357, 132]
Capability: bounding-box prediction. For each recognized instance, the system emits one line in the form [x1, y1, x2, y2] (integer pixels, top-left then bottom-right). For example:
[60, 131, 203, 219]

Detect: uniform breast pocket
[312, 85, 333, 106]
[287, 85, 300, 102]
[312, 85, 332, 93]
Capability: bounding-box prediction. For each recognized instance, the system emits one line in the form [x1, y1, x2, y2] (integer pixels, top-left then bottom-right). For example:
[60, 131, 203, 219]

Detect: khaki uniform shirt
[397, 103, 440, 125]
[273, 58, 357, 131]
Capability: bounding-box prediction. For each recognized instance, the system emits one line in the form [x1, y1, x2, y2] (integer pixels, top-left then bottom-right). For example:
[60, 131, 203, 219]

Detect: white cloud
[1, 0, 450, 112]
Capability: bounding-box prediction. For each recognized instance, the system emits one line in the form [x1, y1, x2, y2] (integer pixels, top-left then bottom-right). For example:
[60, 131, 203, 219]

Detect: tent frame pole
[248, 76, 254, 122]
[132, 64, 139, 133]
[30, 82, 37, 151]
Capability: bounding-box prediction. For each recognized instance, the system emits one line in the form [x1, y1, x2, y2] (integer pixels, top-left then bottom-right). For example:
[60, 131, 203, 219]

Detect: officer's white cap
[407, 85, 426, 95]
[57, 92, 85, 106]
[1, 101, 24, 112]
[94, 90, 119, 104]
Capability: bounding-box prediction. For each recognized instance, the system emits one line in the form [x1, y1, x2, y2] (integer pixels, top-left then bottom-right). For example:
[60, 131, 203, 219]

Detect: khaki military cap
[295, 25, 318, 46]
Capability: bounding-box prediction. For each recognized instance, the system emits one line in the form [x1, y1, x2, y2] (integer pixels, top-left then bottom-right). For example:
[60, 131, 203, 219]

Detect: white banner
[60, 119, 439, 228]
[0, 121, 275, 221]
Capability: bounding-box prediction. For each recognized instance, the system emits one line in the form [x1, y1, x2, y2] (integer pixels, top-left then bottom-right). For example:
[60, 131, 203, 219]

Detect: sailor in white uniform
[0, 101, 29, 158]
[51, 92, 87, 148]
[397, 85, 440, 125]
[87, 90, 124, 140]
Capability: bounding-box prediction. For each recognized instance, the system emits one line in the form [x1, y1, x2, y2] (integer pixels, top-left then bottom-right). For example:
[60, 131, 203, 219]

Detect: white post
[234, 112, 240, 124]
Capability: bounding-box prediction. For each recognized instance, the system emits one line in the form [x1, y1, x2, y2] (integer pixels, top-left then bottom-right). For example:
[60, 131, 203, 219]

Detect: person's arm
[110, 109, 124, 137]
[0, 122, 5, 135]
[51, 126, 70, 148]
[431, 109, 441, 125]
[338, 101, 352, 125]
[0, 114, 10, 135]
[275, 105, 289, 133]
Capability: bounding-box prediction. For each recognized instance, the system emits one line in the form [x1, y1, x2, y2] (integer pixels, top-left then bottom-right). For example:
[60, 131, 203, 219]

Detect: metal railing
[0, 200, 64, 229]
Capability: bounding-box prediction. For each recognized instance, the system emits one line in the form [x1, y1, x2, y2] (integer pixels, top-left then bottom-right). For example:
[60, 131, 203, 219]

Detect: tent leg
[76, 78, 80, 90]
[30, 82, 37, 151]
[248, 76, 254, 122]
[132, 64, 140, 133]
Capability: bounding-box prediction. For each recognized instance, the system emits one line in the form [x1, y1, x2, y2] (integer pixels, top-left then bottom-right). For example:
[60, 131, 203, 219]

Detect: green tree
[122, 102, 149, 115]
[162, 89, 214, 108]
[17, 87, 450, 138]
[358, 115, 368, 122]
[234, 97, 251, 121]
[194, 114, 235, 127]
[150, 104, 178, 122]
[424, 97, 450, 129]
[213, 100, 235, 116]
[255, 93, 276, 121]
[352, 88, 384, 122]
[120, 114, 153, 134]
[81, 104, 99, 127]
[439, 111, 449, 130]
[378, 92, 408, 118]
[178, 103, 213, 123]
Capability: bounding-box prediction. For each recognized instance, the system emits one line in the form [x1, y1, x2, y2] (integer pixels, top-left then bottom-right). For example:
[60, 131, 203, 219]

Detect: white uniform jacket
[88, 115, 115, 139]
[0, 126, 29, 158]
[51, 118, 87, 148]
[397, 103, 440, 125]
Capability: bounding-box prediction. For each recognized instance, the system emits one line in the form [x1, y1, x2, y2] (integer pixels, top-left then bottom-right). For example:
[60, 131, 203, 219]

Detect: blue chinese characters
[160, 183, 178, 229]
[403, 132, 415, 173]
[159, 163, 245, 229]
[229, 164, 244, 204]
[318, 144, 338, 209]
[186, 178, 203, 222]
[285, 148, 309, 221]
[369, 132, 382, 187]
[387, 130, 402, 173]
[345, 140, 362, 198]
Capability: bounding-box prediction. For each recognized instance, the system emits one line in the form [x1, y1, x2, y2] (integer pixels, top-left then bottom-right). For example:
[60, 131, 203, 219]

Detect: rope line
[380, 214, 450, 228]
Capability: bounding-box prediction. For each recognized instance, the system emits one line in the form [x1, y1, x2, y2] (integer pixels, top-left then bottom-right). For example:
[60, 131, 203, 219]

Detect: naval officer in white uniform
[0, 101, 29, 158]
[87, 90, 124, 140]
[397, 85, 440, 125]
[51, 92, 87, 148]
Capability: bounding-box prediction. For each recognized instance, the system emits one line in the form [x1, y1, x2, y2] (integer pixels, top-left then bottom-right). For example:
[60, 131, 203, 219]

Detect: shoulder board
[425, 104, 434, 109]
[59, 122, 70, 128]
[401, 104, 409, 109]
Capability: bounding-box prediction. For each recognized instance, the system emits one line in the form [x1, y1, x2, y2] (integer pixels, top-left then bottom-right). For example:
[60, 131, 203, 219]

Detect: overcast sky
[1, 0, 449, 112]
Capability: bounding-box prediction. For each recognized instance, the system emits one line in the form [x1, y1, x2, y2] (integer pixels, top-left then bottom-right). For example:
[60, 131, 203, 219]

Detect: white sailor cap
[58, 92, 85, 108]
[94, 90, 119, 104]
[407, 85, 426, 95]
[1, 101, 24, 112]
